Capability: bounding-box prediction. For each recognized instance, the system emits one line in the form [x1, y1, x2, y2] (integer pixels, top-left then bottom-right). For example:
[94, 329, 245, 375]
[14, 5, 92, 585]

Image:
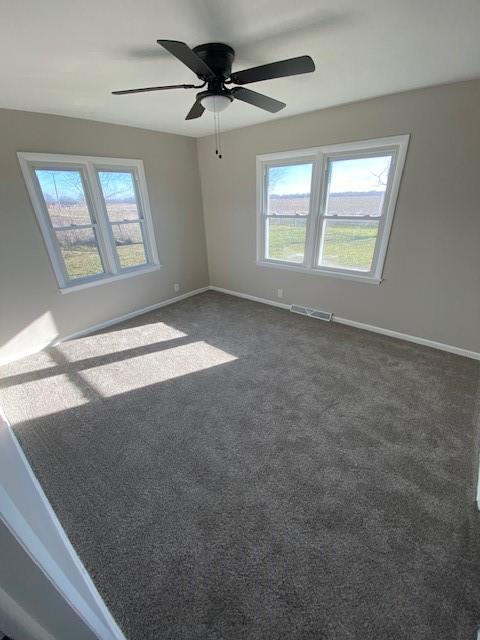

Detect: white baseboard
[61, 286, 209, 343]
[208, 286, 480, 361]
[209, 286, 290, 310]
[0, 287, 209, 365]
[2, 283, 479, 364]
[333, 316, 480, 360]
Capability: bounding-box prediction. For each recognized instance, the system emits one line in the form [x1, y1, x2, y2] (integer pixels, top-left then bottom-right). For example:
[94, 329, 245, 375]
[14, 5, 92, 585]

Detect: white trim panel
[59, 264, 162, 294]
[256, 259, 382, 284]
[0, 409, 127, 640]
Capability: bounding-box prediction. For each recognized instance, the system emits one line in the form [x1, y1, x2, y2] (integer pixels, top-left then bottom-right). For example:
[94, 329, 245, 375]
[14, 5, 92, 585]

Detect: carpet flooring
[1, 291, 479, 639]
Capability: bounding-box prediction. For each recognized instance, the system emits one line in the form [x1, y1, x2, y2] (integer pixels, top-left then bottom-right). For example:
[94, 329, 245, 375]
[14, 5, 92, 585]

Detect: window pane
[55, 228, 104, 280]
[319, 220, 379, 272]
[325, 155, 393, 217]
[35, 169, 92, 227]
[111, 222, 147, 268]
[266, 217, 306, 263]
[98, 171, 141, 221]
[267, 163, 312, 216]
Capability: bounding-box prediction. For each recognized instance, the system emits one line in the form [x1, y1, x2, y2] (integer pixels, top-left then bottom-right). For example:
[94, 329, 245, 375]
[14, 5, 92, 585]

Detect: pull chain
[213, 97, 223, 159]
[214, 110, 219, 157]
[217, 111, 222, 159]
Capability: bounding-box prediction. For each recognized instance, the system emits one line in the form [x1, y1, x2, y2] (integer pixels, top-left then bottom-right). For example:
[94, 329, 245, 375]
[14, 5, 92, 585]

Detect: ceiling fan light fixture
[200, 94, 232, 113]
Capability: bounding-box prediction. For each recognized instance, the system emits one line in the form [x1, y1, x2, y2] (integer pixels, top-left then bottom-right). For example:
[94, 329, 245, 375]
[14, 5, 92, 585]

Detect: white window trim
[18, 152, 161, 292]
[256, 135, 410, 285]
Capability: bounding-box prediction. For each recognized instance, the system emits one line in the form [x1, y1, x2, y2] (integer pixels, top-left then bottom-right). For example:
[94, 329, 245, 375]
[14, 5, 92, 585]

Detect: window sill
[256, 260, 382, 285]
[58, 264, 162, 294]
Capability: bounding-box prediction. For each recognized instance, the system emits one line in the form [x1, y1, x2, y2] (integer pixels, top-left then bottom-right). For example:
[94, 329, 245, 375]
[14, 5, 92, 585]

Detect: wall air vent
[290, 305, 332, 322]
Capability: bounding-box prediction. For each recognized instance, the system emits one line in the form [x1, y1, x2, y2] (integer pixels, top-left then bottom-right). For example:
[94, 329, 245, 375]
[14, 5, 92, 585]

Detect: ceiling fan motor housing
[192, 43, 235, 81]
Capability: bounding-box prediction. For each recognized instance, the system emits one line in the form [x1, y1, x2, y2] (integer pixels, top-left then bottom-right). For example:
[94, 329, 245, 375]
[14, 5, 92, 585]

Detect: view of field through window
[98, 171, 147, 269]
[35, 168, 148, 280]
[319, 155, 391, 271]
[266, 162, 312, 262]
[35, 169, 104, 279]
[265, 154, 393, 271]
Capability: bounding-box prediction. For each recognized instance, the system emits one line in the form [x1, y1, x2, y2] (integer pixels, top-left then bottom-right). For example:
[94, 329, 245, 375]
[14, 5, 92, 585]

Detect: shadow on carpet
[0, 291, 479, 639]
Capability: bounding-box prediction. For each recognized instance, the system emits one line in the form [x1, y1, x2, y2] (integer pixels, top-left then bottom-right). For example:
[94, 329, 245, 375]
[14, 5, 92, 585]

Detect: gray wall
[0, 522, 97, 640]
[197, 80, 480, 354]
[0, 109, 209, 363]
[1, 83, 479, 358]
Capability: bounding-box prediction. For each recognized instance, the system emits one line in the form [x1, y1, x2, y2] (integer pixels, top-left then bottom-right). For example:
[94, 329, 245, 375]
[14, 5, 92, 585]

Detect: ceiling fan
[112, 40, 315, 120]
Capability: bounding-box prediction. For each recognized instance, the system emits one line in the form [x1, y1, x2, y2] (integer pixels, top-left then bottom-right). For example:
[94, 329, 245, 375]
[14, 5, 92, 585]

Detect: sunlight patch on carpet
[80, 341, 237, 397]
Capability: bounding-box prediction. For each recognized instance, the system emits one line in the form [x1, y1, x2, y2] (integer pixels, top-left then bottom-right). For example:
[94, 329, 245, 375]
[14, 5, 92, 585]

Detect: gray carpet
[1, 291, 479, 640]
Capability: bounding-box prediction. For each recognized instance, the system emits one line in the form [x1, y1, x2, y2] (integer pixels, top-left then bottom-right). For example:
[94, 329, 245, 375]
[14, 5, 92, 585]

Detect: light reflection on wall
[0, 312, 58, 366]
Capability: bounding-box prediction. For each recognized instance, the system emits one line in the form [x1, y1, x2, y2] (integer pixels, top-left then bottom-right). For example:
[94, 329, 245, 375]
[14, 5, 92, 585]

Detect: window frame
[262, 154, 317, 268]
[256, 135, 409, 285]
[18, 152, 160, 292]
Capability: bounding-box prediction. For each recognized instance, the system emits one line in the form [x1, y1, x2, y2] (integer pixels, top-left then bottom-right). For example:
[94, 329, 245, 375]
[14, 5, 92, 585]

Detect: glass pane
[319, 220, 379, 272]
[98, 171, 141, 221]
[266, 217, 306, 263]
[35, 169, 92, 227]
[267, 163, 312, 216]
[325, 155, 393, 217]
[111, 222, 147, 269]
[55, 228, 104, 280]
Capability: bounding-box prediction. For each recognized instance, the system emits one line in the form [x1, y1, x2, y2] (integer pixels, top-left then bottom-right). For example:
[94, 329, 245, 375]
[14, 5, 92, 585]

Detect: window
[18, 153, 160, 291]
[264, 161, 313, 264]
[257, 136, 409, 284]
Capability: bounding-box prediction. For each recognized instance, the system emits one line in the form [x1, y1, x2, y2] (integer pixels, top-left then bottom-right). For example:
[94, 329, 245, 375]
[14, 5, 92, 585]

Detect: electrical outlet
[277, 288, 283, 299]
[174, 283, 180, 293]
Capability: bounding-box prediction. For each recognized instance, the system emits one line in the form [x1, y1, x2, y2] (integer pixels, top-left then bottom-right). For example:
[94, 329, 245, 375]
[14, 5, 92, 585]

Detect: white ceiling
[1, 0, 479, 137]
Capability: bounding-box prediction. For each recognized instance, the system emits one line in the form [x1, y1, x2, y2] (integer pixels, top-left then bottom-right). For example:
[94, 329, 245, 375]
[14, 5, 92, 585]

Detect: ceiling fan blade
[112, 84, 196, 95]
[231, 87, 285, 113]
[186, 100, 205, 120]
[230, 55, 315, 85]
[157, 40, 215, 79]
